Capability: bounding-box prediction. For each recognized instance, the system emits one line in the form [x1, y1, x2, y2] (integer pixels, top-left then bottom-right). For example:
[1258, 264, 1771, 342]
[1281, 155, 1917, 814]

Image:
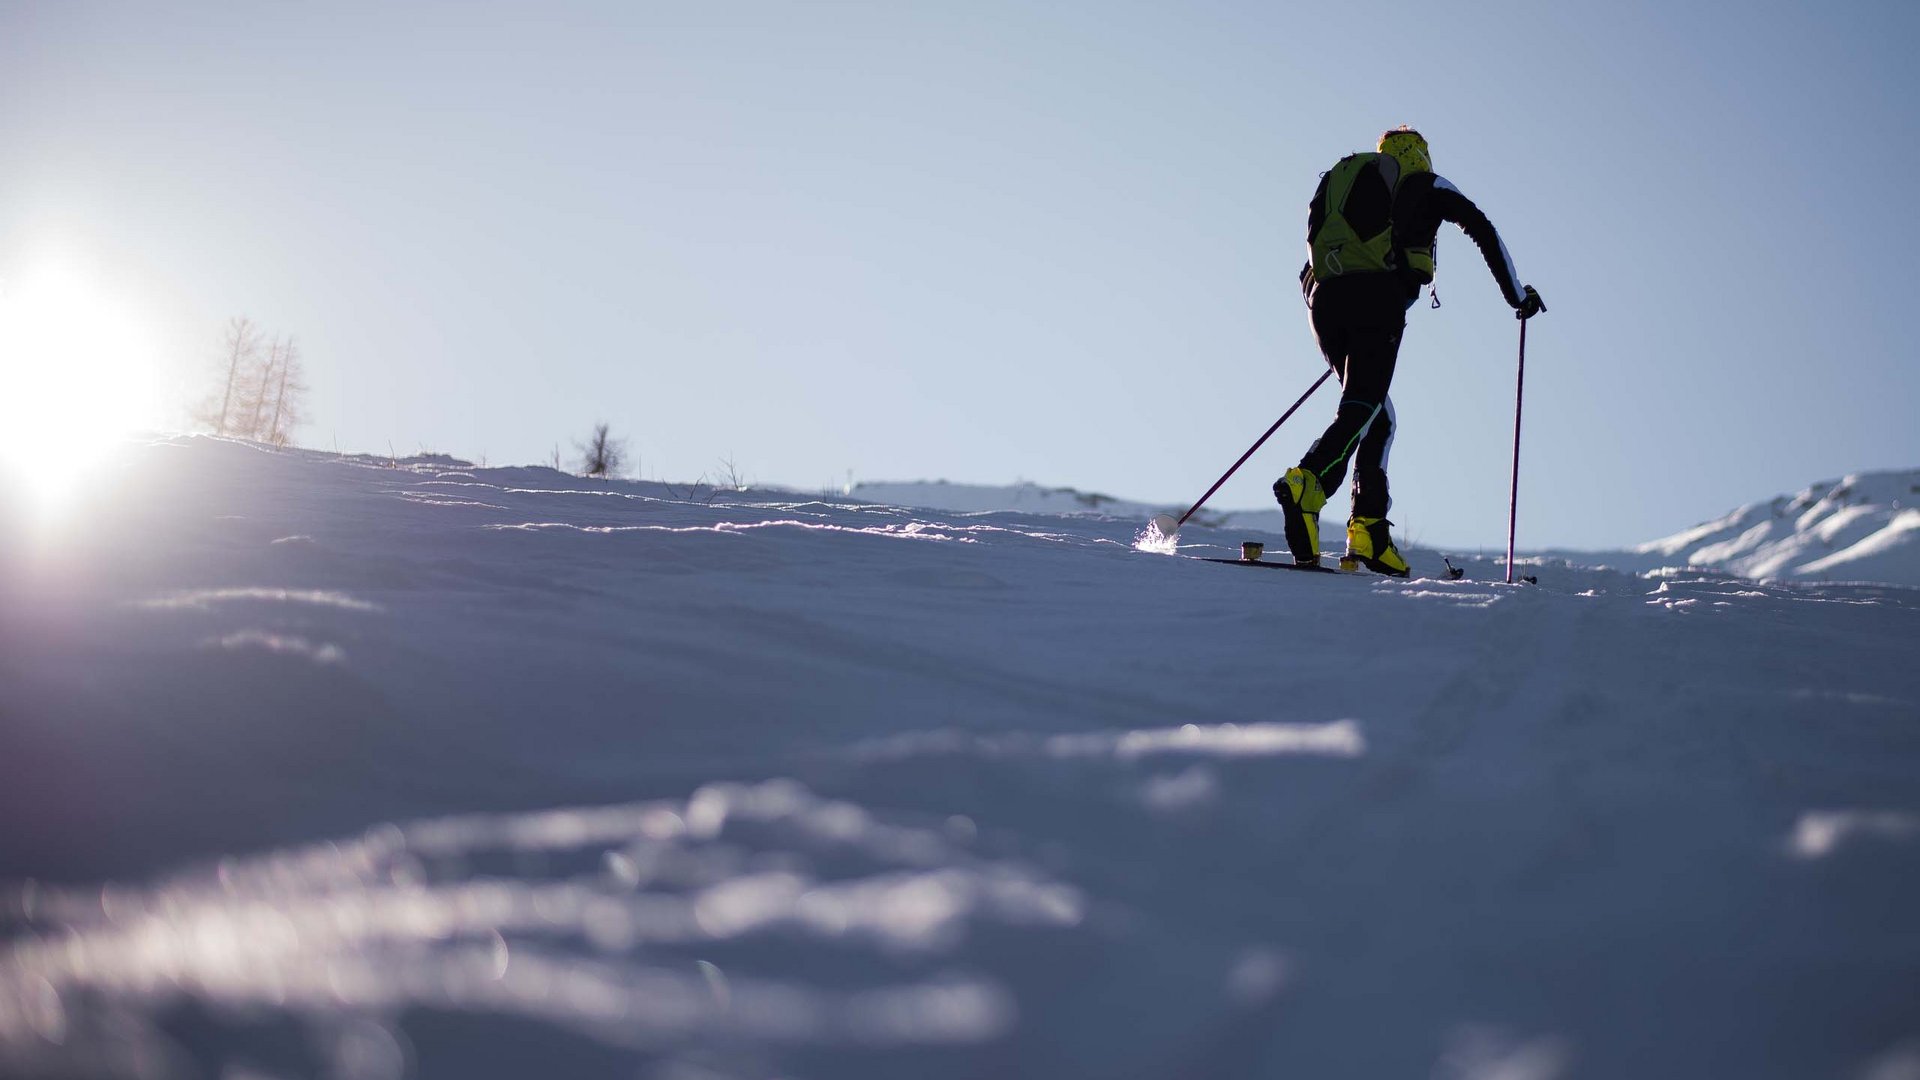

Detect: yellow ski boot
[1272, 467, 1328, 566]
[1345, 516, 1410, 577]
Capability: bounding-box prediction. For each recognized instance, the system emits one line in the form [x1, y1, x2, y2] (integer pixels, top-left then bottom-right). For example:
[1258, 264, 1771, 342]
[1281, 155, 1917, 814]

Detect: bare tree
[194, 318, 263, 435]
[576, 422, 626, 479]
[194, 319, 310, 444]
[263, 337, 307, 446]
[241, 335, 283, 439]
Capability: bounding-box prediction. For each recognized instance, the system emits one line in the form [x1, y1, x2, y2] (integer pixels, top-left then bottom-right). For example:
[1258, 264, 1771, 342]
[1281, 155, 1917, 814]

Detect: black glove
[1516, 285, 1546, 320]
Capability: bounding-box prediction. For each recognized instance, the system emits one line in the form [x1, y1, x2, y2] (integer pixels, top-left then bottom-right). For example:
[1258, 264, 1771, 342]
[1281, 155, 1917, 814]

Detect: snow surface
[3, 437, 1919, 1079]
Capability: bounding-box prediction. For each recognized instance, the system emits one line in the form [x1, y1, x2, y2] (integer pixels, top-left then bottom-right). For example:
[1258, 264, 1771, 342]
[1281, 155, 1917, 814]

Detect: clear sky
[3, 0, 1915, 549]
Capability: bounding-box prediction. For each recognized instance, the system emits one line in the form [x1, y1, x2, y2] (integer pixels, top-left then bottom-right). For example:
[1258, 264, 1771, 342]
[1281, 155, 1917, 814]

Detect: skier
[1275, 126, 1545, 575]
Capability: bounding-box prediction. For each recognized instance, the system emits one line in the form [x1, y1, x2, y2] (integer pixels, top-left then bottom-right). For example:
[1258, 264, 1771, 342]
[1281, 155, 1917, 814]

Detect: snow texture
[2, 437, 1917, 1079]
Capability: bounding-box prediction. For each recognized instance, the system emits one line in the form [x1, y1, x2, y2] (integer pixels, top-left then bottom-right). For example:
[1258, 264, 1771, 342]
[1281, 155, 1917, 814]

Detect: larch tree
[195, 317, 263, 435]
[264, 337, 307, 446]
[196, 318, 310, 445]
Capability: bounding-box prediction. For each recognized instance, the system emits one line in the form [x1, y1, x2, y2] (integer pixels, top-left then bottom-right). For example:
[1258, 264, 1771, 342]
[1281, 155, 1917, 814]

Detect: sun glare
[0, 261, 162, 517]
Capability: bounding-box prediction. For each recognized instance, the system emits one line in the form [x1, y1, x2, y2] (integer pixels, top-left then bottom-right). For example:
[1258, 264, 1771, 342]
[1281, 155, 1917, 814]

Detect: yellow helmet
[1378, 126, 1431, 176]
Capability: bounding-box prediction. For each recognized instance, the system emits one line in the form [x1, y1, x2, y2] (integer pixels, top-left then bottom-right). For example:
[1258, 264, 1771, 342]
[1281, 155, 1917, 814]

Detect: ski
[1171, 541, 1466, 580]
[1192, 556, 1351, 575]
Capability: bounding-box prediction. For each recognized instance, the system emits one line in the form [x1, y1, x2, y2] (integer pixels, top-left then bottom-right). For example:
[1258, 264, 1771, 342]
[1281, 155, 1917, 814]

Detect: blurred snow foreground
[1, 437, 1918, 1080]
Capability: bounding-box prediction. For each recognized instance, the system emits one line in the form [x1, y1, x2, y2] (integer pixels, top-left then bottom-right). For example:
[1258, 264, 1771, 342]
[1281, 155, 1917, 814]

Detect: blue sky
[3, 1, 1915, 548]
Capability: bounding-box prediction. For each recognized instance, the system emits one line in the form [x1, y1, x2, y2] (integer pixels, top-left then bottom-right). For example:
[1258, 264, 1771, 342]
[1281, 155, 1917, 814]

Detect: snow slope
[2, 437, 1918, 1080]
[1627, 469, 1920, 585]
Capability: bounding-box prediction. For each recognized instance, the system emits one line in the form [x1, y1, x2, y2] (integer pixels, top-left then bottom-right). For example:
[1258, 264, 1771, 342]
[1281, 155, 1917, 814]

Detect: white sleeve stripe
[1497, 236, 1522, 297]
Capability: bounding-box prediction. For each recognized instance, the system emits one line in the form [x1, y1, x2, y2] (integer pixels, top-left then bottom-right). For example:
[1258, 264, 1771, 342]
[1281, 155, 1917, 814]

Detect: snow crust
[2, 437, 1917, 1079]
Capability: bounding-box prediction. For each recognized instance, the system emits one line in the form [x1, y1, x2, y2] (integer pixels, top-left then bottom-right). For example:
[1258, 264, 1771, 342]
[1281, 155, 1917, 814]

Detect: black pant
[1296, 276, 1406, 520]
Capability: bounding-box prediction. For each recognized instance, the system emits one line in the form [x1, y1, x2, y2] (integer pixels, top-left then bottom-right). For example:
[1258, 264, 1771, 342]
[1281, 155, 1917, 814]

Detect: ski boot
[1272, 467, 1328, 566]
[1342, 515, 1410, 577]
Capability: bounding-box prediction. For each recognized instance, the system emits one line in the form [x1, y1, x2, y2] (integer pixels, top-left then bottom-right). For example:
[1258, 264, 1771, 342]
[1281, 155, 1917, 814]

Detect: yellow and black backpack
[1306, 152, 1434, 284]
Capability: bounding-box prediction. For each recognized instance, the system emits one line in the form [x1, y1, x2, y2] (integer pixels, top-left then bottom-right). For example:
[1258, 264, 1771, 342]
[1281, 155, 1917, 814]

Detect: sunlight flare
[0, 260, 161, 515]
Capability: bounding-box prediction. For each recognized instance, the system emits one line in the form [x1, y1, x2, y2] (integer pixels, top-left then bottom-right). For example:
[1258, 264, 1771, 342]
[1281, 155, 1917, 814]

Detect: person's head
[1378, 126, 1431, 176]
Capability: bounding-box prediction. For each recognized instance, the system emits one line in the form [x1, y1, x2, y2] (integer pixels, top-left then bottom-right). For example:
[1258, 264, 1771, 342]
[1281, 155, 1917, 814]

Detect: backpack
[1307, 152, 1435, 284]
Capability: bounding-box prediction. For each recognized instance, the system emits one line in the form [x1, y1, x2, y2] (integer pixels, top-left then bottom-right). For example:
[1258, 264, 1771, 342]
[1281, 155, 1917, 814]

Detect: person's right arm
[1428, 175, 1536, 313]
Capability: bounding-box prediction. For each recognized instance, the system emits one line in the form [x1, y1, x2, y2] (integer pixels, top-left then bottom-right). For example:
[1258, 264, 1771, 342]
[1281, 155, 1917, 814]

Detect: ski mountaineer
[1275, 126, 1545, 575]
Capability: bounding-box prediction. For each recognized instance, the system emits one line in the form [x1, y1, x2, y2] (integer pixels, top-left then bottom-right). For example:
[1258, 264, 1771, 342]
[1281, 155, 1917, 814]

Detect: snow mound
[1634, 469, 1920, 584]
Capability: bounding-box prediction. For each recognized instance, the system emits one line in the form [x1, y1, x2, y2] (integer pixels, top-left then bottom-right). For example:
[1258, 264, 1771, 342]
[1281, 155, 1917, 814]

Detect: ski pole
[1505, 318, 1529, 584]
[1156, 368, 1332, 535]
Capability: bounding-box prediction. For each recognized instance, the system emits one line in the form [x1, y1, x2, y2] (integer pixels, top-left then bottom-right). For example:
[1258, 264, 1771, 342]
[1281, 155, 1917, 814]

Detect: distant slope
[852, 471, 1920, 586]
[849, 480, 1229, 528]
[1630, 469, 1920, 585]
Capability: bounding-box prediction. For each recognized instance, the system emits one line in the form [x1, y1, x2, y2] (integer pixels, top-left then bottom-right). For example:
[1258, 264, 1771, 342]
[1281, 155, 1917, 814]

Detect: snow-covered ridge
[854, 471, 1920, 586]
[1631, 469, 1920, 585]
[848, 480, 1227, 527]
